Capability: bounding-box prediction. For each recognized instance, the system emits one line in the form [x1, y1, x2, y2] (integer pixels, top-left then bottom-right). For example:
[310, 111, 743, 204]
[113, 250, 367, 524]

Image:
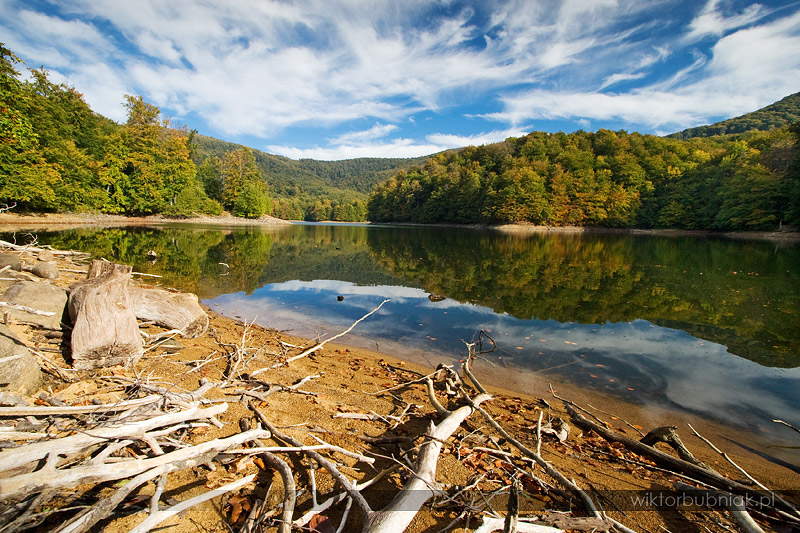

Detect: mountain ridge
[668, 91, 800, 139]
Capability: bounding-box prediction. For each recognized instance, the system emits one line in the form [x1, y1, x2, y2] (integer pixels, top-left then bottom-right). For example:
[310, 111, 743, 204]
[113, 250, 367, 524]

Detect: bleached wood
[0, 403, 227, 476]
[364, 393, 491, 533]
[129, 473, 256, 533]
[0, 427, 266, 500]
[68, 261, 142, 369]
[0, 394, 160, 417]
[130, 286, 208, 338]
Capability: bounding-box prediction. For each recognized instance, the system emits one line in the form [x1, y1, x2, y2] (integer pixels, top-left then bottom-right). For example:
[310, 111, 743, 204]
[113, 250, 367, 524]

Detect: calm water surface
[17, 223, 800, 462]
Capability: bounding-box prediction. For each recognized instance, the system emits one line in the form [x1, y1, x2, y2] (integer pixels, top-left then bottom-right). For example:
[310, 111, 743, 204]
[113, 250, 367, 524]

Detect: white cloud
[426, 127, 532, 147]
[2, 0, 799, 150]
[267, 139, 445, 160]
[330, 123, 399, 144]
[685, 0, 769, 42]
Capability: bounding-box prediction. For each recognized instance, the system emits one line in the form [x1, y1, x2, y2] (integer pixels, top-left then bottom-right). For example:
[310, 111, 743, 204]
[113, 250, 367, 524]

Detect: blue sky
[2, 0, 799, 160]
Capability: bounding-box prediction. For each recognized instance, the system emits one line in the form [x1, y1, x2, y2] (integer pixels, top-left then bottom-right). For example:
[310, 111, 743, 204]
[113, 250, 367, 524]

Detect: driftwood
[130, 286, 208, 338]
[67, 260, 209, 368]
[566, 404, 800, 518]
[1, 413, 263, 501]
[673, 481, 765, 533]
[68, 261, 142, 369]
[0, 402, 228, 478]
[640, 425, 708, 468]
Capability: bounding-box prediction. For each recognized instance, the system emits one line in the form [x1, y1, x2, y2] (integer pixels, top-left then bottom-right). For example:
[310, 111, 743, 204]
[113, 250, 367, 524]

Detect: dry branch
[0, 394, 160, 417]
[250, 299, 389, 377]
[0, 402, 227, 477]
[673, 481, 765, 533]
[451, 368, 601, 518]
[364, 393, 492, 533]
[566, 404, 800, 518]
[640, 425, 707, 468]
[129, 474, 256, 533]
[1, 426, 267, 500]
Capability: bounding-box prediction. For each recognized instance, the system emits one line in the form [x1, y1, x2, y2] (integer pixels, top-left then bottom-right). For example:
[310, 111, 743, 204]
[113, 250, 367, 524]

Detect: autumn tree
[0, 45, 61, 209]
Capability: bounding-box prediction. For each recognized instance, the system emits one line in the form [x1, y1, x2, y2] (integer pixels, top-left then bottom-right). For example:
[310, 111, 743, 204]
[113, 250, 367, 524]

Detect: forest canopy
[367, 124, 800, 230]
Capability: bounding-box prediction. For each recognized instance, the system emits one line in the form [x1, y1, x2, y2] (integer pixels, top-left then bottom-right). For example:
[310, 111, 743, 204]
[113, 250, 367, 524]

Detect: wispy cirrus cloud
[1, 0, 798, 158]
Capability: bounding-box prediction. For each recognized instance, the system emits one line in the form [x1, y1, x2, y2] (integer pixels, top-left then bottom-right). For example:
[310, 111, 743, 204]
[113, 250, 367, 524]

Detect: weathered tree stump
[68, 261, 142, 369]
[130, 287, 208, 338]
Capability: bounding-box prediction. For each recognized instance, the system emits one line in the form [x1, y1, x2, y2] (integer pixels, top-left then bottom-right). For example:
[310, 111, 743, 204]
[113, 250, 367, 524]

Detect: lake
[11, 222, 800, 463]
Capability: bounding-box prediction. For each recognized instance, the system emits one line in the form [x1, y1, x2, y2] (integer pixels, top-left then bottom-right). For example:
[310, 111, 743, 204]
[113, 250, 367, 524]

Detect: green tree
[221, 147, 263, 210]
[0, 44, 61, 209]
[233, 181, 272, 218]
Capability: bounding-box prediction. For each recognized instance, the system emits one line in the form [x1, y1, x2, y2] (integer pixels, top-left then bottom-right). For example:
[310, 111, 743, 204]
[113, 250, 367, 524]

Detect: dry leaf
[309, 514, 336, 533]
[227, 494, 252, 525]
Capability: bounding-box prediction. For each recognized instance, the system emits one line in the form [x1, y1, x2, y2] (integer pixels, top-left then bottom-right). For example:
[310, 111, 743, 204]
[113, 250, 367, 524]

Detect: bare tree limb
[250, 299, 389, 377]
[129, 473, 256, 533]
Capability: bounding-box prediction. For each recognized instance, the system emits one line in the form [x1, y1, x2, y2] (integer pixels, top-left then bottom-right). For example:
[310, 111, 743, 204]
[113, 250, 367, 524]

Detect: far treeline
[368, 118, 800, 230]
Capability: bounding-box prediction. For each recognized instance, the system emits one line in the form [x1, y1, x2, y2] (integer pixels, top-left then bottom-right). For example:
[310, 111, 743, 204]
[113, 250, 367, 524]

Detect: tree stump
[130, 287, 208, 338]
[68, 261, 143, 369]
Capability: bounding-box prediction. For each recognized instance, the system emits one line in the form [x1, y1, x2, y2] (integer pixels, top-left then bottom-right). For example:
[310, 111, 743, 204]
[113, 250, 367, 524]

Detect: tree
[233, 181, 272, 218]
[0, 44, 61, 210]
[220, 147, 263, 210]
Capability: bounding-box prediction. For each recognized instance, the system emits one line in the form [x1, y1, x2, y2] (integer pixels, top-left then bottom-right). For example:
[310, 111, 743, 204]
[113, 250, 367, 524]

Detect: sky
[2, 0, 800, 161]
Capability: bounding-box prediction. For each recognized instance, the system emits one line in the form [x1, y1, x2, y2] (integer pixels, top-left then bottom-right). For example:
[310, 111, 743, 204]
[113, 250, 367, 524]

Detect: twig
[674, 482, 765, 533]
[0, 301, 56, 316]
[251, 299, 389, 377]
[772, 419, 800, 435]
[455, 368, 601, 518]
[687, 423, 796, 517]
[150, 475, 168, 514]
[249, 402, 374, 520]
[129, 474, 256, 533]
[0, 394, 160, 417]
[566, 405, 799, 517]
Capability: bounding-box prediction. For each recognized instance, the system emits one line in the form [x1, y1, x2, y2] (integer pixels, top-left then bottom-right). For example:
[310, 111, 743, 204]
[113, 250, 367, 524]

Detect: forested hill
[668, 91, 800, 139]
[368, 124, 800, 230]
[193, 134, 427, 220]
[0, 43, 427, 222]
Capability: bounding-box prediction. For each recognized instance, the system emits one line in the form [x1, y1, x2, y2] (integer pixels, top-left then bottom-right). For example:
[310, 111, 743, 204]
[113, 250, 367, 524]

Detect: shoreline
[2, 212, 799, 242]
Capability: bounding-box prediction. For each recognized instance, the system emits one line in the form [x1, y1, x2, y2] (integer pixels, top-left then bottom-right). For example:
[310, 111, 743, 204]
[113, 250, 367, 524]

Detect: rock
[37, 250, 56, 262]
[0, 324, 42, 396]
[30, 261, 58, 280]
[0, 392, 29, 407]
[2, 281, 68, 329]
[0, 253, 21, 272]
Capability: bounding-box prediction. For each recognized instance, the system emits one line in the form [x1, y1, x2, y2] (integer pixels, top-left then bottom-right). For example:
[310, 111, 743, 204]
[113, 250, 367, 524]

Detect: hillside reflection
[22, 223, 800, 368]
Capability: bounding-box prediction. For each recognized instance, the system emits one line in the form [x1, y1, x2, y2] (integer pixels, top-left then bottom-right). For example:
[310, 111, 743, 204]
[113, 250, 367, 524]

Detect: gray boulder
[37, 250, 56, 262]
[0, 252, 21, 271]
[2, 281, 68, 329]
[31, 261, 59, 280]
[0, 324, 41, 396]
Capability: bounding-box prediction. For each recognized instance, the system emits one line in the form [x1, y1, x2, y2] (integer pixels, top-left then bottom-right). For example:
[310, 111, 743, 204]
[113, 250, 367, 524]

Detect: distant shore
[2, 212, 798, 242]
[0, 212, 291, 231]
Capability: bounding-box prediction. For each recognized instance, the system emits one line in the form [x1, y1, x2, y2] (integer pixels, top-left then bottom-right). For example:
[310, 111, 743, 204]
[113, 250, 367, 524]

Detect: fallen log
[565, 404, 800, 518]
[130, 286, 208, 338]
[68, 261, 142, 369]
